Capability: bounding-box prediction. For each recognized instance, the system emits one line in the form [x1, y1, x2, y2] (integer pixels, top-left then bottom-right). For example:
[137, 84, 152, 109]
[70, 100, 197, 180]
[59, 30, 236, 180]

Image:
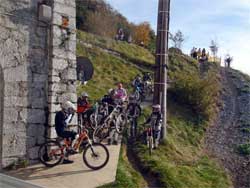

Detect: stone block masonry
[0, 0, 77, 168]
[47, 0, 77, 137]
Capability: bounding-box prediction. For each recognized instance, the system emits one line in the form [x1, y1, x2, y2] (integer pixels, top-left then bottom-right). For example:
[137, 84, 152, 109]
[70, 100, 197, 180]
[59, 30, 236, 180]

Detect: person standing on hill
[225, 55, 233, 68]
[190, 47, 195, 57]
[197, 48, 202, 60]
[202, 48, 206, 56]
[200, 48, 208, 61]
[193, 48, 198, 59]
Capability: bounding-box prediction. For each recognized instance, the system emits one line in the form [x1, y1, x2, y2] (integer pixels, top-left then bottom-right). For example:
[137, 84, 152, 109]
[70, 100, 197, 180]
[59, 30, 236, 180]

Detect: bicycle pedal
[67, 149, 78, 155]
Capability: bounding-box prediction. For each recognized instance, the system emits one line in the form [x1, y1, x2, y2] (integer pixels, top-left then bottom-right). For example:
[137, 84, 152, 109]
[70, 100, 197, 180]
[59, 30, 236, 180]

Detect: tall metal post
[153, 0, 170, 139]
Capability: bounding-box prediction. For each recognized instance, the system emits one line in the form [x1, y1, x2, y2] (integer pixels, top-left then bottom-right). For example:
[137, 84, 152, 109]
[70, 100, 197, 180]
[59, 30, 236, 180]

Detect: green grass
[98, 144, 147, 188]
[77, 45, 142, 100]
[77, 31, 232, 188]
[133, 103, 232, 188]
[77, 30, 155, 67]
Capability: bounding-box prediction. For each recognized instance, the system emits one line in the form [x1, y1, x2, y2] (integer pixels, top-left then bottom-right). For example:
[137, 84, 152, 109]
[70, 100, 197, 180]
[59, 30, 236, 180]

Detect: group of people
[115, 28, 125, 41]
[132, 72, 153, 99]
[115, 28, 133, 43]
[190, 47, 209, 62]
[54, 77, 162, 163]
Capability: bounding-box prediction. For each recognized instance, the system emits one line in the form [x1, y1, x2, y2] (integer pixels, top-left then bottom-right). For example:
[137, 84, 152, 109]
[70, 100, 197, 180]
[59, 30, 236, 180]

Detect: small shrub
[170, 69, 220, 122]
[4, 158, 29, 170]
[237, 144, 250, 156]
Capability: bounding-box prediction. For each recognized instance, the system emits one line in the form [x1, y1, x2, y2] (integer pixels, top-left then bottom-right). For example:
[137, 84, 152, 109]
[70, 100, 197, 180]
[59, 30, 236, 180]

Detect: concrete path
[0, 173, 43, 188]
[3, 145, 121, 188]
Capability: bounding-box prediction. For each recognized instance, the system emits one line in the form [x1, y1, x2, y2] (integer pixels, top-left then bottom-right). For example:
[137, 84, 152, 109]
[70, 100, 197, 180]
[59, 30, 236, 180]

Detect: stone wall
[47, 0, 77, 137]
[0, 0, 77, 168]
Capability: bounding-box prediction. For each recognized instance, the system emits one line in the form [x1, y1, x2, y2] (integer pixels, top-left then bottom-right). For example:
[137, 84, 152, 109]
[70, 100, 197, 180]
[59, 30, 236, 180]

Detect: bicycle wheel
[134, 91, 141, 102]
[149, 136, 153, 156]
[93, 126, 110, 143]
[38, 140, 63, 167]
[135, 105, 141, 117]
[83, 143, 110, 170]
[130, 119, 136, 138]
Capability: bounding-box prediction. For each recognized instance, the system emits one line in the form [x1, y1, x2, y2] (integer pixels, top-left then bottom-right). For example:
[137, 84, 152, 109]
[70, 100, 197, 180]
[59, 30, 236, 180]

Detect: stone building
[0, 0, 77, 169]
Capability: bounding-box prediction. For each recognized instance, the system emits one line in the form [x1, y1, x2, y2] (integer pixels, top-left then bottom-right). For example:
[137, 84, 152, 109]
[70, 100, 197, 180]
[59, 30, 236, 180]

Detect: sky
[106, 0, 250, 75]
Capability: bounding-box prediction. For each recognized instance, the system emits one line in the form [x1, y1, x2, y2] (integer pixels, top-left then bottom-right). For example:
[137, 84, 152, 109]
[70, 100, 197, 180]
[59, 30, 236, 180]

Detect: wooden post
[153, 0, 171, 139]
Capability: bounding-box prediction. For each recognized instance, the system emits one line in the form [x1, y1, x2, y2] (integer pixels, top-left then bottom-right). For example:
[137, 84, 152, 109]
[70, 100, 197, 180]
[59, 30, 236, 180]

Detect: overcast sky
[106, 0, 250, 75]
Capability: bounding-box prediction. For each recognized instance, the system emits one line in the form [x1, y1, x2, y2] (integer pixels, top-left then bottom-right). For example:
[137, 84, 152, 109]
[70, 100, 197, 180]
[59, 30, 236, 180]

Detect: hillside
[206, 68, 250, 188]
[77, 30, 155, 99]
[76, 31, 236, 188]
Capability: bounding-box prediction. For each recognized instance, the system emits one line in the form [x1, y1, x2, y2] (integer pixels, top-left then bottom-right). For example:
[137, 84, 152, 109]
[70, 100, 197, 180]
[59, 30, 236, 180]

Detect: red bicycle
[38, 126, 109, 170]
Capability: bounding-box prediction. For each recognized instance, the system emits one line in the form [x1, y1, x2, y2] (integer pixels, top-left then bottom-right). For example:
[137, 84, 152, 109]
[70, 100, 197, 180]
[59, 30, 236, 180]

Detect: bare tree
[169, 30, 185, 49]
[210, 40, 219, 62]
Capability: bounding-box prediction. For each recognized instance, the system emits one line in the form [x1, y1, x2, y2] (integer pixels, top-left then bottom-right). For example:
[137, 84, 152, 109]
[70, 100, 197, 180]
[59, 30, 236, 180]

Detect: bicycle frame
[48, 128, 91, 158]
[146, 127, 153, 137]
[145, 125, 154, 155]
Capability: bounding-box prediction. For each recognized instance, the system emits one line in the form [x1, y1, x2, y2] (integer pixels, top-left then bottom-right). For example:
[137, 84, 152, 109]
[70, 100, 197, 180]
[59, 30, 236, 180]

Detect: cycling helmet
[61, 101, 77, 111]
[108, 89, 114, 94]
[152, 104, 161, 112]
[82, 92, 89, 97]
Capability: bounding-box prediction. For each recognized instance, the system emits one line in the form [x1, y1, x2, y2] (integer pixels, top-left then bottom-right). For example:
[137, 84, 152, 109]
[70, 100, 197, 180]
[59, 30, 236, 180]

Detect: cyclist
[142, 72, 152, 82]
[132, 75, 142, 88]
[114, 83, 128, 104]
[77, 92, 91, 113]
[55, 101, 77, 164]
[77, 92, 91, 125]
[102, 89, 116, 113]
[143, 104, 162, 149]
[127, 94, 141, 138]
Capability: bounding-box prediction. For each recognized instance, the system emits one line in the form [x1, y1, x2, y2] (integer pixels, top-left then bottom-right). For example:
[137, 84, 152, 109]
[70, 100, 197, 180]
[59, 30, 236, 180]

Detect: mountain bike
[38, 126, 109, 170]
[134, 85, 145, 103]
[127, 103, 141, 138]
[93, 104, 127, 143]
[78, 109, 96, 130]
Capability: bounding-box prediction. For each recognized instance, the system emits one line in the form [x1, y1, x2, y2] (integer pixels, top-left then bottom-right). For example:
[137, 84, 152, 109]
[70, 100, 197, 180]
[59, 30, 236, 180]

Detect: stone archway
[0, 65, 3, 169]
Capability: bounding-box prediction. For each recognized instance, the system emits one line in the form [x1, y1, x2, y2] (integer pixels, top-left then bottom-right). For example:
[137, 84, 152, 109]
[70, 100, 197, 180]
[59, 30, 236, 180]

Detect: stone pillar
[47, 0, 77, 137]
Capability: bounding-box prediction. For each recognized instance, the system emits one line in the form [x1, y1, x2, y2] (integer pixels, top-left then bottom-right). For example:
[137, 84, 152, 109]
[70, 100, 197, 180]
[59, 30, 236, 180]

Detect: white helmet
[108, 89, 114, 94]
[82, 92, 89, 97]
[152, 104, 161, 111]
[61, 101, 76, 111]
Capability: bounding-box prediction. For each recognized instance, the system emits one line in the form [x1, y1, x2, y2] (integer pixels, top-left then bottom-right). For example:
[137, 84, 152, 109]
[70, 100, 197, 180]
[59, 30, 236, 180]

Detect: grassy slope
[77, 30, 154, 100]
[77, 31, 155, 66]
[76, 31, 232, 187]
[133, 53, 232, 187]
[99, 144, 147, 188]
[135, 103, 232, 188]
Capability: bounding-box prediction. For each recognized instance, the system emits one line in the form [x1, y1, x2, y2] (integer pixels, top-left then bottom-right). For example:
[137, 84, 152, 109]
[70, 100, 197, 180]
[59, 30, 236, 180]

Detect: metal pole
[153, 0, 170, 139]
